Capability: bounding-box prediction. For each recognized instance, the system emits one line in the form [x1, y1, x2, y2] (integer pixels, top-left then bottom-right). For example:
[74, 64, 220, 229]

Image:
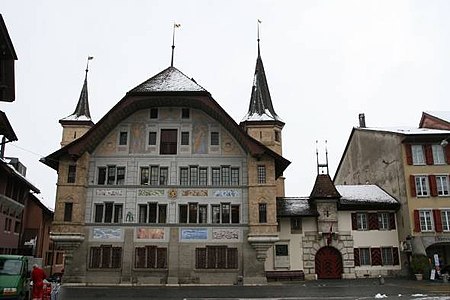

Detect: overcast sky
[3, 0, 450, 208]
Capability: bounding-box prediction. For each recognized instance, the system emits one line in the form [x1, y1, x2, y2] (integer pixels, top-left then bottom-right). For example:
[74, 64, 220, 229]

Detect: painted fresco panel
[136, 228, 165, 240]
[92, 228, 123, 240]
[181, 228, 208, 240]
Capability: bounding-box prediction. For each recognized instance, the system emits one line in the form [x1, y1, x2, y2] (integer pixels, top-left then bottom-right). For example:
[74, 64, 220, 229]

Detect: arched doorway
[315, 246, 343, 279]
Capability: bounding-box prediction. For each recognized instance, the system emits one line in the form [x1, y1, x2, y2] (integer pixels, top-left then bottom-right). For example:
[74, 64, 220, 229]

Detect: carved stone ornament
[168, 189, 178, 199]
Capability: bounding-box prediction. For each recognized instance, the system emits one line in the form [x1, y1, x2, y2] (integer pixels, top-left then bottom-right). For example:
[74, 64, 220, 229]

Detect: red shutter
[410, 175, 416, 197]
[413, 210, 421, 232]
[429, 175, 438, 197]
[354, 248, 360, 266]
[393, 247, 400, 265]
[405, 144, 413, 165]
[445, 146, 450, 164]
[434, 209, 442, 233]
[389, 213, 396, 230]
[371, 248, 382, 266]
[369, 213, 379, 230]
[351, 213, 357, 230]
[425, 145, 434, 165]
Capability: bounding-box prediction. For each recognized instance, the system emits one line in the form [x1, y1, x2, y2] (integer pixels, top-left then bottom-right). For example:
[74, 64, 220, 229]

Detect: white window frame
[419, 210, 434, 232]
[442, 210, 450, 232]
[436, 175, 449, 196]
[359, 248, 371, 266]
[412, 145, 425, 165]
[381, 247, 394, 265]
[415, 175, 429, 197]
[378, 213, 389, 230]
[357, 213, 368, 230]
[432, 145, 446, 165]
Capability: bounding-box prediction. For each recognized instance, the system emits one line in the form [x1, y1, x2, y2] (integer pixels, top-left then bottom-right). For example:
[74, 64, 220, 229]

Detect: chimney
[359, 113, 366, 128]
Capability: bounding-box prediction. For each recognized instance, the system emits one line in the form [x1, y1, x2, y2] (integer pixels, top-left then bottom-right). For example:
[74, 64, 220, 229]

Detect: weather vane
[171, 23, 181, 67]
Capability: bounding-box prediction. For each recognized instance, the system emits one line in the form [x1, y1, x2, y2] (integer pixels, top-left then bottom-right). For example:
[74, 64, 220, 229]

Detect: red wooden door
[315, 246, 343, 279]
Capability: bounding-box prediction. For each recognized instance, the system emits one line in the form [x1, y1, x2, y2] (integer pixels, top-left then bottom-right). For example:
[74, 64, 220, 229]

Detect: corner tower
[240, 30, 286, 196]
[59, 58, 94, 147]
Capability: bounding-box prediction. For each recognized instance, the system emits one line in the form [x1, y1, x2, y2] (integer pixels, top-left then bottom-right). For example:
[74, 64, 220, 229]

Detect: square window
[275, 244, 288, 256]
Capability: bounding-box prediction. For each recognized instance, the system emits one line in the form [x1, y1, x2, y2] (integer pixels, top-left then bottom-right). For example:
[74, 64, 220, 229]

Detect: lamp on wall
[441, 138, 449, 147]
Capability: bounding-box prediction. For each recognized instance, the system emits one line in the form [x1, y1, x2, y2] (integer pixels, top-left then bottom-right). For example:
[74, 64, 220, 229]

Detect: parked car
[0, 255, 30, 300]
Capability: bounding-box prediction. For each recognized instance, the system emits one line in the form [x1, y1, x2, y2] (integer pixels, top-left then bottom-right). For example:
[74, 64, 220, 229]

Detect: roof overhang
[0, 110, 17, 142]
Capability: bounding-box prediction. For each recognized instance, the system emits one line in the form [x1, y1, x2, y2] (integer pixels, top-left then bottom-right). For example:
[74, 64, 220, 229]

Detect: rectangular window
[116, 167, 125, 185]
[67, 165, 76, 183]
[94, 203, 123, 223]
[199, 205, 208, 223]
[212, 167, 220, 186]
[159, 204, 167, 223]
[139, 203, 167, 223]
[89, 246, 122, 269]
[357, 213, 368, 230]
[195, 246, 238, 269]
[381, 247, 394, 265]
[119, 131, 128, 145]
[160, 129, 178, 155]
[231, 205, 240, 224]
[199, 167, 208, 186]
[179, 204, 188, 223]
[150, 166, 159, 186]
[139, 204, 147, 223]
[14, 221, 20, 234]
[274, 130, 281, 142]
[221, 203, 230, 223]
[181, 108, 190, 119]
[180, 167, 188, 185]
[190, 166, 198, 186]
[221, 166, 230, 186]
[436, 175, 449, 196]
[412, 145, 425, 165]
[97, 167, 106, 185]
[433, 145, 446, 165]
[359, 248, 371, 266]
[415, 175, 429, 197]
[442, 210, 450, 231]
[291, 217, 302, 232]
[140, 167, 149, 185]
[275, 244, 289, 256]
[231, 168, 240, 185]
[419, 210, 433, 231]
[135, 246, 167, 269]
[257, 165, 266, 184]
[188, 203, 198, 223]
[160, 167, 168, 185]
[210, 131, 219, 145]
[181, 132, 190, 145]
[259, 203, 267, 223]
[148, 131, 157, 145]
[107, 166, 116, 185]
[150, 108, 158, 119]
[212, 205, 220, 224]
[64, 203, 73, 222]
[378, 213, 389, 230]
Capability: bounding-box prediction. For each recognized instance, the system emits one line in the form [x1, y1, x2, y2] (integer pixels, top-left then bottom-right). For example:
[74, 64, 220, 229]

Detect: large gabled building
[41, 40, 290, 285]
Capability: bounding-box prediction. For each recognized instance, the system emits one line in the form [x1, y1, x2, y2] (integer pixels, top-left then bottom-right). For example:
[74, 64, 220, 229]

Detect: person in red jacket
[31, 264, 46, 300]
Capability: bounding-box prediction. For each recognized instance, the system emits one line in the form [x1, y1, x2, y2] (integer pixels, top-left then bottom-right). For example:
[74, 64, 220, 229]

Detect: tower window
[64, 202, 73, 222]
[181, 108, 190, 119]
[67, 165, 76, 183]
[150, 108, 158, 119]
[274, 130, 280, 142]
[259, 203, 267, 223]
[119, 131, 128, 146]
[257, 165, 266, 184]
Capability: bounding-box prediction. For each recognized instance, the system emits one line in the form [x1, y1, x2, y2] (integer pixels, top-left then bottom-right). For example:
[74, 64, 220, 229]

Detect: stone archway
[315, 246, 343, 279]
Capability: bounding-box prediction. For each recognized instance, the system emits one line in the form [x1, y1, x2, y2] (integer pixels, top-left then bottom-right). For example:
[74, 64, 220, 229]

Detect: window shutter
[354, 248, 360, 266]
[425, 145, 434, 165]
[405, 144, 413, 165]
[369, 213, 379, 230]
[156, 248, 167, 268]
[410, 175, 416, 197]
[434, 209, 443, 233]
[196, 248, 207, 269]
[445, 146, 450, 164]
[393, 247, 400, 265]
[429, 175, 438, 197]
[413, 210, 421, 232]
[371, 248, 382, 266]
[351, 213, 357, 230]
[389, 213, 396, 230]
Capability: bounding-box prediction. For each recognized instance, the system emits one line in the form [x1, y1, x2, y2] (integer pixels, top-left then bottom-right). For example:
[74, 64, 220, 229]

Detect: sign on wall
[181, 228, 208, 240]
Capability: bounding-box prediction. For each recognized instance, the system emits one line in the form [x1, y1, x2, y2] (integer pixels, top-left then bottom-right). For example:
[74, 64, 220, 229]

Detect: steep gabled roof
[310, 174, 341, 200]
[241, 48, 283, 125]
[0, 110, 17, 142]
[42, 67, 290, 178]
[0, 14, 17, 60]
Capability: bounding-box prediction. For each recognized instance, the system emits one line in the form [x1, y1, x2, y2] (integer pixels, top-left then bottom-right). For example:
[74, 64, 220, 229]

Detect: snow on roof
[0, 158, 40, 193]
[335, 185, 397, 204]
[277, 197, 317, 216]
[129, 66, 206, 93]
[60, 114, 92, 122]
[359, 126, 450, 135]
[425, 111, 450, 123]
[241, 108, 283, 122]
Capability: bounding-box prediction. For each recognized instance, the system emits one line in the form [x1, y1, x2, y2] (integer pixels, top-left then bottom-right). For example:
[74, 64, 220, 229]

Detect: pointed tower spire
[59, 57, 95, 147]
[241, 20, 283, 124]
